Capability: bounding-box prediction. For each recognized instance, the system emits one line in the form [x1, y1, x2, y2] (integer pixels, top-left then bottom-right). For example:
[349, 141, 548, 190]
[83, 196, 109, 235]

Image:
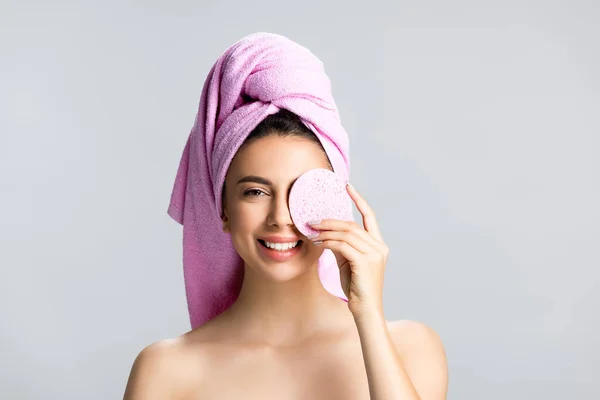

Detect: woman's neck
[214, 266, 353, 347]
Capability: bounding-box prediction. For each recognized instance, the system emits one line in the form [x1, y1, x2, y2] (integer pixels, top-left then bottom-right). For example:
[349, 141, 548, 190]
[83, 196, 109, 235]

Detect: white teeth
[263, 240, 299, 251]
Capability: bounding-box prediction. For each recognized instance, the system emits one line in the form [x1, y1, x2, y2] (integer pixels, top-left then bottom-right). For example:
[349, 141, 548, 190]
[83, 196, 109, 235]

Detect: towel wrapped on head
[167, 32, 351, 329]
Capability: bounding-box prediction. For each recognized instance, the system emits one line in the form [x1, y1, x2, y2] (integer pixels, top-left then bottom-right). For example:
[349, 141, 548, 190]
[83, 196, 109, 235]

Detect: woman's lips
[257, 239, 304, 262]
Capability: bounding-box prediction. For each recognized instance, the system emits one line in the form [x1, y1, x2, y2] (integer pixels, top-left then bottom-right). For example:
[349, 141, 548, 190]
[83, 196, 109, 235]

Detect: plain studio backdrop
[1, 1, 598, 399]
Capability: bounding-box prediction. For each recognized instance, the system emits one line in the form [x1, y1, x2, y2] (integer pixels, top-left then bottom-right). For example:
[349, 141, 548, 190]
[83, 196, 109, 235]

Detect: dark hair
[239, 108, 329, 157]
[221, 108, 332, 214]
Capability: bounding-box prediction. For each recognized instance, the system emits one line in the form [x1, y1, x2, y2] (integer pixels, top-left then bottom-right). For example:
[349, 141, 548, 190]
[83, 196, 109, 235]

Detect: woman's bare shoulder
[386, 319, 448, 398]
[123, 336, 203, 400]
[386, 319, 446, 358]
[386, 318, 440, 339]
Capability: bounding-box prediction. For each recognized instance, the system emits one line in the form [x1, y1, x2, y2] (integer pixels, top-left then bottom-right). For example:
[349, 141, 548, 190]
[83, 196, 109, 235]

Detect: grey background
[1, 1, 598, 399]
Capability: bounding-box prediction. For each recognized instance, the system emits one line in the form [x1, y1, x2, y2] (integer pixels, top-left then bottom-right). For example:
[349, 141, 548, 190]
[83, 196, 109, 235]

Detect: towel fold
[167, 32, 351, 329]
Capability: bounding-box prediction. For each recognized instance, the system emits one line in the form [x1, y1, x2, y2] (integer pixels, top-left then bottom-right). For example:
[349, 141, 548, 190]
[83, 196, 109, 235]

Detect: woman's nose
[267, 194, 294, 227]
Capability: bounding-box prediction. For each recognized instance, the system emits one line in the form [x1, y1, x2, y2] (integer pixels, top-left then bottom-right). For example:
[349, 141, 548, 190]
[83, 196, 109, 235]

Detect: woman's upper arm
[123, 341, 181, 400]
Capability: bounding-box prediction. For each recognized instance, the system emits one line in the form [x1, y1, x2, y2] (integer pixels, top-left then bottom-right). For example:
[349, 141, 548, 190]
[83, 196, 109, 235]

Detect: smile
[257, 239, 304, 261]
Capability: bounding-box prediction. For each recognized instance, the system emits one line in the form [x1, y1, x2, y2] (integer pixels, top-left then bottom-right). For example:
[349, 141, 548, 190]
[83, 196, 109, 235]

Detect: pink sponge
[289, 168, 354, 237]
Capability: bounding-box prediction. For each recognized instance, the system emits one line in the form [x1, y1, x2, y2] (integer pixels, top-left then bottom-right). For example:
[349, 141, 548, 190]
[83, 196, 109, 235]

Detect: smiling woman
[219, 108, 337, 283]
[123, 32, 447, 400]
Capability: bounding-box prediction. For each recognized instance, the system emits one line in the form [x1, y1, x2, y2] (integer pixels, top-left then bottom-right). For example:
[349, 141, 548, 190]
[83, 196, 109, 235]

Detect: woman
[124, 34, 448, 400]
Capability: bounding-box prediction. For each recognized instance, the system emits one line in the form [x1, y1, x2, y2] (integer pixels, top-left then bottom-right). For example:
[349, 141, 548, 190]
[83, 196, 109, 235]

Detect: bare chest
[187, 339, 371, 400]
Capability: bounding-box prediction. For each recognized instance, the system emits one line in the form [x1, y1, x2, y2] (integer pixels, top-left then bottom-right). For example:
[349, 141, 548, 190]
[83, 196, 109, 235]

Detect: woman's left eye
[244, 189, 265, 197]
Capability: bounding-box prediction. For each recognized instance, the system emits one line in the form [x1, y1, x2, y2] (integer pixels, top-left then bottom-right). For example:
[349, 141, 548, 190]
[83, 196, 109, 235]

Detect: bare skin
[123, 309, 420, 399]
[173, 296, 374, 399]
[123, 135, 444, 399]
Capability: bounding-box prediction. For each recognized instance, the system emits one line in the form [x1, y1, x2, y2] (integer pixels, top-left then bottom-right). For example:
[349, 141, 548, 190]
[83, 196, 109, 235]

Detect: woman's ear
[221, 210, 230, 233]
[221, 185, 230, 233]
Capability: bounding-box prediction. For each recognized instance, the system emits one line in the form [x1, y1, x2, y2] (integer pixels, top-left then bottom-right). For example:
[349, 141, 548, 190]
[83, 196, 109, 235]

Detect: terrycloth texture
[167, 32, 351, 330]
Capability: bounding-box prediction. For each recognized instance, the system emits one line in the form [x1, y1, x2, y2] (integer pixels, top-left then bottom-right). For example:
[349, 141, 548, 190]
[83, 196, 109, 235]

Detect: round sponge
[289, 168, 354, 237]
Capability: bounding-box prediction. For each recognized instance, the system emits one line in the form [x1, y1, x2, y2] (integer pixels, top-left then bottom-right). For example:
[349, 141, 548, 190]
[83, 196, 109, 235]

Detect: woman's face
[222, 134, 331, 279]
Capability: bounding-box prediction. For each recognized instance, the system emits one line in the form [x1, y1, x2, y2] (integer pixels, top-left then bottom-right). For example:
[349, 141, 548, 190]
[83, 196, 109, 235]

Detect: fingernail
[306, 233, 319, 239]
[307, 219, 321, 225]
[347, 182, 354, 191]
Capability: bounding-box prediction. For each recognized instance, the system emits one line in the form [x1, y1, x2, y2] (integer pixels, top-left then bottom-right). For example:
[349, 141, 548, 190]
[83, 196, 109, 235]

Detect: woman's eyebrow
[236, 175, 273, 186]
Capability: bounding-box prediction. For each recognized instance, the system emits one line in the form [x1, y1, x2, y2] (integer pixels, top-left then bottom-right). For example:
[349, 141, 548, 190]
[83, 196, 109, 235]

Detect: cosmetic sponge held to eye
[289, 168, 354, 237]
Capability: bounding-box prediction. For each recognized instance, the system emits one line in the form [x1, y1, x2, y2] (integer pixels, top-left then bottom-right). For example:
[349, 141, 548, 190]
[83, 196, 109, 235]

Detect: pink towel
[167, 32, 351, 329]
